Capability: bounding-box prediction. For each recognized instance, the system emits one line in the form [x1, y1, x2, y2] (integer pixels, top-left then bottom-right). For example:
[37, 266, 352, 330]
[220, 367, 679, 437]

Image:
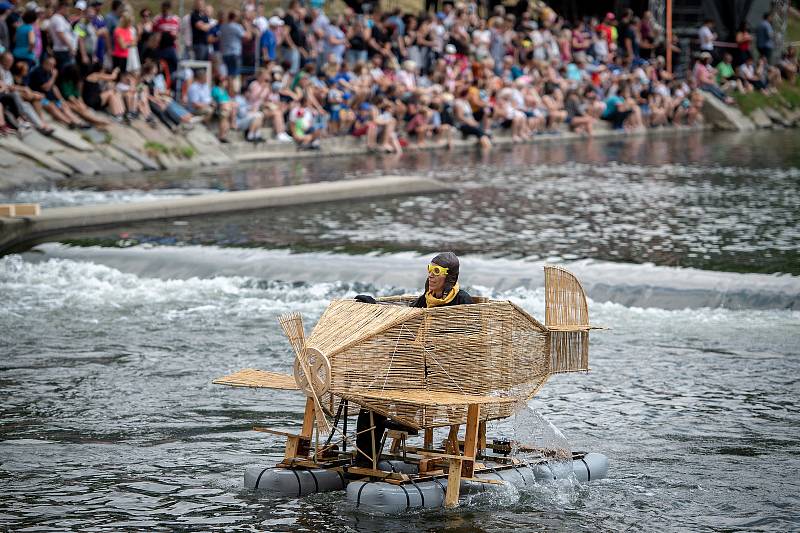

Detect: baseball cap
[0, 1, 12, 11]
[75, 0, 87, 10]
[268, 16, 284, 26]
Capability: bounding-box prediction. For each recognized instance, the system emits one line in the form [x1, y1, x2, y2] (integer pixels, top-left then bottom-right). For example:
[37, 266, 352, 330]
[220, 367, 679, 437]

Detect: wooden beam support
[424, 427, 433, 449]
[478, 420, 487, 453]
[462, 404, 480, 478]
[446, 424, 459, 454]
[444, 457, 463, 508]
[300, 397, 315, 439]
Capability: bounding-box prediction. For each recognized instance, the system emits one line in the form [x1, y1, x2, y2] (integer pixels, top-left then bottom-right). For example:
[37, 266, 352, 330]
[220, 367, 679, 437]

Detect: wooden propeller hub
[293, 347, 331, 396]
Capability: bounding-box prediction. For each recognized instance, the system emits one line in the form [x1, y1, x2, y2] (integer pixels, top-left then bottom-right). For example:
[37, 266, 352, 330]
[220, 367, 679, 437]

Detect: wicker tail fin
[544, 266, 589, 373]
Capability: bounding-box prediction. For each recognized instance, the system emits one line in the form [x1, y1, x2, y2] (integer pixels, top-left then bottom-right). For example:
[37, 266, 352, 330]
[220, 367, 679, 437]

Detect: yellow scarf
[425, 283, 459, 308]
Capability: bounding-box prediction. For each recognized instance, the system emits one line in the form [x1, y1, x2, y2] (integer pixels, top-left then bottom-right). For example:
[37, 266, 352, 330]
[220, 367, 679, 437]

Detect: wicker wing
[544, 265, 591, 373]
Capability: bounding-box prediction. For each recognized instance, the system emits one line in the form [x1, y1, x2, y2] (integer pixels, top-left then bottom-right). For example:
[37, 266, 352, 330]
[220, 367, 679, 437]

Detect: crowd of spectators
[0, 0, 797, 149]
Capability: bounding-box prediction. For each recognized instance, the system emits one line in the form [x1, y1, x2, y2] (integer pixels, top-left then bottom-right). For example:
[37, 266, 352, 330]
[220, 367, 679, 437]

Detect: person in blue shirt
[260, 16, 281, 63]
[600, 88, 632, 130]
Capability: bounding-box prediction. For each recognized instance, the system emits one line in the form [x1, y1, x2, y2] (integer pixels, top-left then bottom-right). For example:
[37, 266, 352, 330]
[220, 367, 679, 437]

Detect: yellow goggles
[427, 264, 449, 276]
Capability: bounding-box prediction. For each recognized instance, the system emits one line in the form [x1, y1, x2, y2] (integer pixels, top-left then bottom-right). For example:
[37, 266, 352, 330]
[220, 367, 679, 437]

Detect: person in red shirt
[596, 12, 615, 48]
[153, 1, 180, 73]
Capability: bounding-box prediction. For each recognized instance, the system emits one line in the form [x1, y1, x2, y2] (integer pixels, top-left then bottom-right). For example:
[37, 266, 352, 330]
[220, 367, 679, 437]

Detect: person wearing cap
[412, 252, 473, 308]
[260, 16, 282, 63]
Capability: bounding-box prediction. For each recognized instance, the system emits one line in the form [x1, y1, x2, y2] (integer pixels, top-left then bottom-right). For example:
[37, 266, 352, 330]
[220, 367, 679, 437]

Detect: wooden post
[369, 411, 377, 470]
[300, 397, 315, 439]
[446, 424, 459, 454]
[666, 0, 673, 74]
[444, 457, 463, 508]
[462, 404, 480, 478]
[424, 428, 433, 449]
[478, 420, 487, 453]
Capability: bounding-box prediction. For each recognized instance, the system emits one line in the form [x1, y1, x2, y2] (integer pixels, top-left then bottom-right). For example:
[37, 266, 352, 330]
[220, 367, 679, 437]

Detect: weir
[0, 176, 452, 255]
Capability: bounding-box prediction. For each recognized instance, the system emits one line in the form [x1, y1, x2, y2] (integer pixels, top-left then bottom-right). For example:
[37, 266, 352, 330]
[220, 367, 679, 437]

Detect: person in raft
[352, 252, 473, 466]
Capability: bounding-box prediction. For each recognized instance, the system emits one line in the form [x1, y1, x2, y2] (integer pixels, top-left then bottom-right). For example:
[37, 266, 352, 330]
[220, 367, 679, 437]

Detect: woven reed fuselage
[306, 297, 589, 429]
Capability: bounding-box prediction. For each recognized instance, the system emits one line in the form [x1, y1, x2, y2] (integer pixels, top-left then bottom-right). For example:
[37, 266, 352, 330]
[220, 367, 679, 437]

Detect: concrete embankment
[0, 95, 793, 192]
[0, 107, 720, 191]
[0, 176, 451, 254]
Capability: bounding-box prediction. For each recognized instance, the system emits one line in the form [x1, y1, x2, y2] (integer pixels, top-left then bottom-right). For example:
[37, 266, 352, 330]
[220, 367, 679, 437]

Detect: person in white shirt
[49, 1, 76, 68]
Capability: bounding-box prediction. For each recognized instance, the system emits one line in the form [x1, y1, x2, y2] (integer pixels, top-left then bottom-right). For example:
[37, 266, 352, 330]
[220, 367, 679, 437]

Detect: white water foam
[21, 243, 800, 310]
[0, 187, 222, 208]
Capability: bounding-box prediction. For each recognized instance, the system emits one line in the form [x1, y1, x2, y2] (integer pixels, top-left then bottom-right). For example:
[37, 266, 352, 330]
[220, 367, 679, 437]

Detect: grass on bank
[734, 79, 800, 115]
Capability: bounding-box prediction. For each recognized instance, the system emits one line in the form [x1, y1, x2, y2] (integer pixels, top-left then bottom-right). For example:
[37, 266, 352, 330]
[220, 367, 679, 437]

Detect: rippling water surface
[1, 130, 799, 531]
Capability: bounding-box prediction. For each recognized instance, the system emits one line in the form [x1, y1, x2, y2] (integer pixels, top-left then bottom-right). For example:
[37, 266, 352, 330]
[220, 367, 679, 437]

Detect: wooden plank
[300, 397, 315, 439]
[13, 204, 41, 216]
[212, 368, 300, 390]
[462, 404, 480, 478]
[478, 421, 487, 452]
[444, 457, 462, 508]
[253, 427, 302, 438]
[0, 205, 15, 217]
[345, 466, 409, 481]
[284, 435, 301, 460]
[463, 477, 504, 485]
[417, 450, 473, 461]
[344, 389, 518, 406]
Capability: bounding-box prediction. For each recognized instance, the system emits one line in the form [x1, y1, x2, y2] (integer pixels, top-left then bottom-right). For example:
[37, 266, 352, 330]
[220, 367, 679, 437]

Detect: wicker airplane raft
[214, 265, 606, 510]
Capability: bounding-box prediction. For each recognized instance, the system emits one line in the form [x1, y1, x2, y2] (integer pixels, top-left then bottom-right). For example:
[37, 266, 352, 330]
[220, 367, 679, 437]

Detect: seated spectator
[738, 56, 766, 93]
[600, 87, 633, 129]
[82, 63, 125, 121]
[453, 86, 491, 148]
[27, 56, 90, 129]
[0, 52, 53, 134]
[116, 71, 157, 123]
[564, 88, 593, 135]
[187, 68, 213, 115]
[694, 52, 734, 104]
[140, 60, 196, 130]
[211, 72, 237, 142]
[778, 46, 797, 84]
[58, 64, 112, 129]
[233, 91, 265, 142]
[289, 95, 322, 149]
[324, 87, 354, 135]
[715, 53, 742, 93]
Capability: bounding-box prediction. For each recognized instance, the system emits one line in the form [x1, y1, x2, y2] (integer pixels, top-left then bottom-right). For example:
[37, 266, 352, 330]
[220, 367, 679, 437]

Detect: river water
[1, 130, 799, 531]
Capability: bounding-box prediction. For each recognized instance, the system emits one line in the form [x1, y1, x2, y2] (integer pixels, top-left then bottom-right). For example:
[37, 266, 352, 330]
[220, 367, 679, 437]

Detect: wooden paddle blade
[278, 312, 306, 357]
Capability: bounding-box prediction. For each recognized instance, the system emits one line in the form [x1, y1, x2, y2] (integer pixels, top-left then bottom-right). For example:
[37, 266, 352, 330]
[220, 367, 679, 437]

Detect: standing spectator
[260, 16, 282, 63]
[617, 9, 638, 61]
[0, 1, 10, 55]
[190, 0, 211, 60]
[735, 21, 752, 66]
[105, 0, 124, 43]
[111, 12, 135, 72]
[72, 1, 98, 73]
[49, 0, 76, 69]
[88, 1, 109, 68]
[282, 1, 308, 73]
[698, 19, 716, 60]
[153, 1, 179, 73]
[219, 10, 250, 83]
[756, 12, 774, 64]
[13, 9, 38, 67]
